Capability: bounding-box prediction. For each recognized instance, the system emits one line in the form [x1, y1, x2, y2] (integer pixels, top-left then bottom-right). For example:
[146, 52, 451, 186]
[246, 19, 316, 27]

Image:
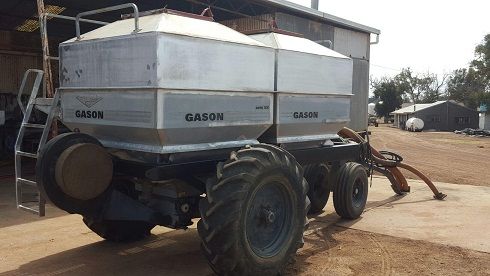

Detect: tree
[446, 34, 490, 108]
[371, 77, 404, 118]
[471, 34, 490, 89]
[447, 67, 486, 109]
[420, 72, 448, 103]
[394, 68, 422, 103]
[394, 68, 447, 104]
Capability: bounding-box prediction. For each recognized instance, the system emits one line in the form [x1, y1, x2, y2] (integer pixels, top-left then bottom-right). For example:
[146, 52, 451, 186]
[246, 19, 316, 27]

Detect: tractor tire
[304, 163, 331, 214]
[198, 144, 309, 275]
[83, 180, 155, 242]
[83, 217, 154, 242]
[333, 162, 368, 219]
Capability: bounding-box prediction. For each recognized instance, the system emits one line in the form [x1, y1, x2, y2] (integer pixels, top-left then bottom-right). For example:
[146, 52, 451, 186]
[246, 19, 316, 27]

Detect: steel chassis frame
[114, 142, 363, 181]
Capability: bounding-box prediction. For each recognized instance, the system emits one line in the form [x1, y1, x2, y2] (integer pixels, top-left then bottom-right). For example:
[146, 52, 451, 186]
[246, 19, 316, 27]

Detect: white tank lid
[249, 32, 350, 59]
[63, 12, 268, 47]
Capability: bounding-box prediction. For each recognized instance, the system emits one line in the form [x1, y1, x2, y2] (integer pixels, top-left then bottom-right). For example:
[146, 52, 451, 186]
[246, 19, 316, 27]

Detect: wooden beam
[36, 0, 54, 98]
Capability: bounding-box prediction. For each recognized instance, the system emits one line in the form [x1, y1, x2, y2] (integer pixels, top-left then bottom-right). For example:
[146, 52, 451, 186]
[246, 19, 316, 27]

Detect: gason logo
[76, 96, 103, 108]
[75, 96, 104, 119]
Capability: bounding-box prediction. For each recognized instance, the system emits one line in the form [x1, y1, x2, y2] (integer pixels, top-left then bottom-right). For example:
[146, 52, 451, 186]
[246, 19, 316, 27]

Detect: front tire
[333, 162, 368, 219]
[198, 144, 309, 275]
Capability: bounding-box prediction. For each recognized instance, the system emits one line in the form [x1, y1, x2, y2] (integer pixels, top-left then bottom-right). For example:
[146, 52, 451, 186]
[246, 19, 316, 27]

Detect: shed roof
[1, 0, 380, 40]
[391, 101, 447, 115]
[258, 0, 380, 34]
[391, 100, 477, 115]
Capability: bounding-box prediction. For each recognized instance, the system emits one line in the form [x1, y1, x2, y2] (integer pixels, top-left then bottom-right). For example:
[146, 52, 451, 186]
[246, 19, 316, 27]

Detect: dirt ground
[289, 226, 490, 276]
[286, 125, 490, 275]
[1, 126, 490, 275]
[369, 125, 490, 186]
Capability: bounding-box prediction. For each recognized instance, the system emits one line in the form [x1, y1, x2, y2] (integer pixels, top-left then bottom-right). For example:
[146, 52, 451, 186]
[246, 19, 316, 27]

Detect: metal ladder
[15, 69, 60, 216]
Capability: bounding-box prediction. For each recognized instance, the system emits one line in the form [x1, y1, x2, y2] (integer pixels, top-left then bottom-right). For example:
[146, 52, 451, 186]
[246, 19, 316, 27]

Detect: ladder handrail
[16, 69, 44, 116]
[75, 3, 140, 40]
[15, 69, 61, 217]
[15, 69, 48, 216]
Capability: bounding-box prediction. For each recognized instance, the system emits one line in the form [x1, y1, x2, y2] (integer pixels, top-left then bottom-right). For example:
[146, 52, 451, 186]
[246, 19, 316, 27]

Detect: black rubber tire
[83, 180, 155, 242]
[197, 144, 309, 275]
[83, 217, 154, 242]
[304, 163, 332, 214]
[36, 132, 110, 214]
[333, 162, 368, 219]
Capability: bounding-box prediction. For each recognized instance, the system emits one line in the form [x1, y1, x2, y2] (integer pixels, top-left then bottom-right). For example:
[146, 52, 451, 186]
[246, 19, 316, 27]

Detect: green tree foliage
[394, 68, 447, 104]
[446, 68, 485, 108]
[447, 34, 489, 108]
[472, 34, 490, 87]
[371, 77, 404, 118]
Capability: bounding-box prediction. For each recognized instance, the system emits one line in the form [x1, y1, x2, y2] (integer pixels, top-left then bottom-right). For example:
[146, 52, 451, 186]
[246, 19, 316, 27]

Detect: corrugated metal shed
[257, 0, 380, 34]
[333, 27, 370, 59]
[350, 59, 370, 130]
[391, 101, 447, 115]
[0, 53, 42, 94]
[391, 100, 480, 131]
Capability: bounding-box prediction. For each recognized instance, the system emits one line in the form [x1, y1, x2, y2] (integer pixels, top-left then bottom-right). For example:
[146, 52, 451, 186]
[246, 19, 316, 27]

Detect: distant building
[391, 100, 479, 131]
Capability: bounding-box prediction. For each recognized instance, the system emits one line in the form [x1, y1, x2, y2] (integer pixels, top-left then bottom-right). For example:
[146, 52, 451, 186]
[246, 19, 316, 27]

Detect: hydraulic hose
[338, 127, 446, 200]
[338, 128, 409, 192]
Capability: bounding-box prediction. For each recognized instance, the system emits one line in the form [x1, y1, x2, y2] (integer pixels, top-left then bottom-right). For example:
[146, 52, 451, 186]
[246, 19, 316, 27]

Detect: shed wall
[350, 59, 369, 130]
[0, 30, 44, 94]
[415, 102, 479, 131]
[333, 27, 369, 60]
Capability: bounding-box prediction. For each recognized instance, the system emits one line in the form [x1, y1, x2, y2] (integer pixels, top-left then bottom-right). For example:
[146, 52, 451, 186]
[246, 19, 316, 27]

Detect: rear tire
[198, 144, 309, 275]
[304, 163, 331, 214]
[333, 162, 368, 219]
[83, 180, 155, 242]
[83, 217, 154, 242]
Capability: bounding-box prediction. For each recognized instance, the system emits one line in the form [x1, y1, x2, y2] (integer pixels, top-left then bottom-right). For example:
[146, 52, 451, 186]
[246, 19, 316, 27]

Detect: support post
[36, 0, 58, 137]
[311, 0, 319, 10]
[36, 0, 54, 98]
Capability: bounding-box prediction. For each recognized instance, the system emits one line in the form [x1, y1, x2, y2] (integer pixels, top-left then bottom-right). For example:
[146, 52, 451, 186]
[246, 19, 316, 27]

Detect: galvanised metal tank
[249, 32, 353, 144]
[58, 10, 353, 157]
[59, 11, 275, 154]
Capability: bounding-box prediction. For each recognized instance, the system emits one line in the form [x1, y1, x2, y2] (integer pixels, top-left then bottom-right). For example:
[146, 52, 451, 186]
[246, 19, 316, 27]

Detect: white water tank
[405, 117, 424, 131]
[368, 103, 376, 116]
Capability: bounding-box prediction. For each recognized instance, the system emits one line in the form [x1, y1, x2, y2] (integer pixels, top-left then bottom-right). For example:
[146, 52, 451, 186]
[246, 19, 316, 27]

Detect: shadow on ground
[0, 229, 213, 276]
[0, 176, 66, 229]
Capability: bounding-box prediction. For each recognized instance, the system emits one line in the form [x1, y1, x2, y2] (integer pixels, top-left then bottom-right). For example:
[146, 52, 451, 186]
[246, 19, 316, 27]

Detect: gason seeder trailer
[15, 4, 445, 275]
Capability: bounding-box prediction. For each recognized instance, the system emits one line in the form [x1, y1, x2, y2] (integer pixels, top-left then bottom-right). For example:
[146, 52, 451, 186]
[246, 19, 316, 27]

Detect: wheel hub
[352, 178, 364, 208]
[245, 180, 293, 258]
[263, 208, 276, 224]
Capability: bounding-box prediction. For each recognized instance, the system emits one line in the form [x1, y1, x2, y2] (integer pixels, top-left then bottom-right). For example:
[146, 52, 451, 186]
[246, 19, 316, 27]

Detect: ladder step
[34, 98, 54, 106]
[16, 151, 38, 158]
[22, 123, 45, 129]
[18, 204, 40, 215]
[17, 178, 37, 187]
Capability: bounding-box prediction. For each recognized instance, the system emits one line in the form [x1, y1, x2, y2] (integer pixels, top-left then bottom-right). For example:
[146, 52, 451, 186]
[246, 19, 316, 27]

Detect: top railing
[75, 3, 140, 40]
